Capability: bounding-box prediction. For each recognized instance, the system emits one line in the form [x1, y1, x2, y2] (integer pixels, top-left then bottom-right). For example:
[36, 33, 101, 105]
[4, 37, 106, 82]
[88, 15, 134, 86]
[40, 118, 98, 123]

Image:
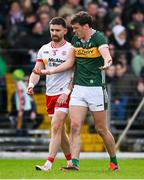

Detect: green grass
[0, 159, 144, 179]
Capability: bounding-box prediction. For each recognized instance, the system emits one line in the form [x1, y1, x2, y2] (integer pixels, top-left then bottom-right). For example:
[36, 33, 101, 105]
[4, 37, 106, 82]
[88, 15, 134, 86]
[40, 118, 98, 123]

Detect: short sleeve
[36, 47, 43, 62]
[95, 31, 108, 47]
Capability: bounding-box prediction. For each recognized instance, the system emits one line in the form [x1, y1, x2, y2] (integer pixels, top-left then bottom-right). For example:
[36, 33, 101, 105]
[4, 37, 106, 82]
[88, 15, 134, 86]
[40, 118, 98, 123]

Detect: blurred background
[0, 0, 144, 155]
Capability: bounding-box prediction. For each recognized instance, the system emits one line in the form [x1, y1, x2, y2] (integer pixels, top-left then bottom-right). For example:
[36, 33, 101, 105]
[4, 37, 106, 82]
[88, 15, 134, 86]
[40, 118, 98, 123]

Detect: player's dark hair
[49, 17, 67, 28]
[71, 11, 93, 27]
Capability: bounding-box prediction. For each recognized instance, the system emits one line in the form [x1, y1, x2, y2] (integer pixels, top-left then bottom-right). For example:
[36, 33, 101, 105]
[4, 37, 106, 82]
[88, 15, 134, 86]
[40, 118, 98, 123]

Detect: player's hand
[40, 69, 51, 75]
[27, 87, 34, 96]
[57, 93, 68, 105]
[99, 60, 112, 70]
[32, 68, 51, 75]
[32, 68, 42, 75]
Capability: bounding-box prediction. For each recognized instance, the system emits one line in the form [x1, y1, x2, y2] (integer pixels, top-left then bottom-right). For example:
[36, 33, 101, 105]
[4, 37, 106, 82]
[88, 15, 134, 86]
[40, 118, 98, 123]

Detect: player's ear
[83, 24, 89, 30]
[64, 28, 68, 35]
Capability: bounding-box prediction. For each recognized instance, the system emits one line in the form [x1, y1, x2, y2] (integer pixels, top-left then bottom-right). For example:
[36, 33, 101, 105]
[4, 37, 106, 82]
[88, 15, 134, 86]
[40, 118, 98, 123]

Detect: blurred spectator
[7, 12, 37, 47]
[10, 69, 43, 136]
[131, 43, 144, 79]
[129, 34, 142, 59]
[0, 55, 8, 114]
[38, 12, 50, 34]
[21, 0, 33, 15]
[127, 79, 144, 120]
[106, 65, 116, 84]
[6, 1, 24, 30]
[11, 69, 31, 135]
[62, 14, 74, 42]
[105, 12, 122, 28]
[110, 24, 129, 51]
[110, 24, 131, 64]
[109, 44, 123, 65]
[86, 2, 105, 31]
[127, 8, 144, 37]
[13, 21, 49, 73]
[58, 0, 83, 17]
[115, 52, 128, 67]
[105, 27, 113, 42]
[37, 2, 56, 19]
[111, 61, 137, 120]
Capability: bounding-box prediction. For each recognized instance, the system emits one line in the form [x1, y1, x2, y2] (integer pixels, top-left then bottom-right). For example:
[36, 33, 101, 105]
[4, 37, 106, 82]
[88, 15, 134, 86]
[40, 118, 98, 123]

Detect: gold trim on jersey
[43, 58, 48, 65]
[74, 47, 101, 58]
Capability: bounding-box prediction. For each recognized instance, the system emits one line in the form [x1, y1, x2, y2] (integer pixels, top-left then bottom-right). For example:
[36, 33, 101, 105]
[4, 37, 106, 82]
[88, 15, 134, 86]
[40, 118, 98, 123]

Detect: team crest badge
[62, 51, 66, 55]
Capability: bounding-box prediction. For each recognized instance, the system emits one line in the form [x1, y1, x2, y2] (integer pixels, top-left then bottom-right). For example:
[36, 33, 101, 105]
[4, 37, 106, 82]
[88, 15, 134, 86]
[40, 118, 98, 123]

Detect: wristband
[28, 82, 34, 88]
[64, 88, 71, 95]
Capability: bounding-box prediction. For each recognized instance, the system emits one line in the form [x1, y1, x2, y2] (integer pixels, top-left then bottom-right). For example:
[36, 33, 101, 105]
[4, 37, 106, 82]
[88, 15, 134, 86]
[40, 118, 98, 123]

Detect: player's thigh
[51, 111, 67, 130]
[69, 106, 88, 128]
[92, 110, 108, 130]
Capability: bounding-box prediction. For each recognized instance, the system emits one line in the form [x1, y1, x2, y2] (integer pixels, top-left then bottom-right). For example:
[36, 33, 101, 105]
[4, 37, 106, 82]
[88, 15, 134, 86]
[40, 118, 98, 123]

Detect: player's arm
[33, 48, 75, 75]
[27, 61, 44, 95]
[98, 45, 112, 70]
[51, 48, 75, 74]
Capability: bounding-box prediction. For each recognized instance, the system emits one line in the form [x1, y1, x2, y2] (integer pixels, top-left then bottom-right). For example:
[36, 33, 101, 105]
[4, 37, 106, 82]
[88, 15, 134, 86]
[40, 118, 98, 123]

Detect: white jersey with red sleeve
[36, 41, 73, 96]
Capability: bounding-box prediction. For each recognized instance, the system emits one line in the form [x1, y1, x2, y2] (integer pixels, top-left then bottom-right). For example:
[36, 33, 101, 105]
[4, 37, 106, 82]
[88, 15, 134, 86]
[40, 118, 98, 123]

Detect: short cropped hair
[71, 11, 93, 27]
[49, 17, 67, 28]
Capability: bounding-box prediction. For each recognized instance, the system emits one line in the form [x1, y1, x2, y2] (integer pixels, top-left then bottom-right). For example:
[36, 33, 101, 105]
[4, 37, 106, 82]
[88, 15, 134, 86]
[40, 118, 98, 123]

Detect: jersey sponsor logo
[48, 57, 65, 67]
[75, 47, 101, 58]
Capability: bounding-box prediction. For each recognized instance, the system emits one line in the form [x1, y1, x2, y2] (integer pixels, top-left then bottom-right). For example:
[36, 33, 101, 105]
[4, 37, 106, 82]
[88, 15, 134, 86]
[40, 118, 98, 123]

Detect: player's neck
[82, 28, 93, 42]
[51, 39, 66, 48]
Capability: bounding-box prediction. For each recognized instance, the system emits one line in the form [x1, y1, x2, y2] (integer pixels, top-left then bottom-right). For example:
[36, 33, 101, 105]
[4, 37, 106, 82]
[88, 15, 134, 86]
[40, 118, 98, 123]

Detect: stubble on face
[51, 35, 62, 42]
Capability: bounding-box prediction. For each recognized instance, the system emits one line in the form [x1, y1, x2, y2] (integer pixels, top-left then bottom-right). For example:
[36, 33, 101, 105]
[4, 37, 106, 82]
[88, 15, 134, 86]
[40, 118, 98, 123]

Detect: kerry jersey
[36, 41, 73, 95]
[72, 30, 108, 86]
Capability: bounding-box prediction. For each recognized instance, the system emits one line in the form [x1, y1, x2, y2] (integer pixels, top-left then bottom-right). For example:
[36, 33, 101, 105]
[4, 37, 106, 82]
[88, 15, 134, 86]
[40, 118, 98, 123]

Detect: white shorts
[70, 85, 108, 112]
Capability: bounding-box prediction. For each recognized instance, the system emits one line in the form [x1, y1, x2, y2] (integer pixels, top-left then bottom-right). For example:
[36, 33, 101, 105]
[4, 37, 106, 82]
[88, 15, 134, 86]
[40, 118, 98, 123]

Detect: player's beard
[51, 35, 62, 42]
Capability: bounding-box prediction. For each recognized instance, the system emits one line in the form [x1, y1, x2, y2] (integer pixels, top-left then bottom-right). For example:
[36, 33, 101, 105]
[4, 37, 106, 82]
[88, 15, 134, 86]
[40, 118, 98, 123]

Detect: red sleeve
[37, 59, 43, 62]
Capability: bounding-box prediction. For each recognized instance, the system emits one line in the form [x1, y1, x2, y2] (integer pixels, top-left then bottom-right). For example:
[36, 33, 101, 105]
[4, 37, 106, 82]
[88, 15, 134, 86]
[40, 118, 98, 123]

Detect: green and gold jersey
[72, 31, 107, 86]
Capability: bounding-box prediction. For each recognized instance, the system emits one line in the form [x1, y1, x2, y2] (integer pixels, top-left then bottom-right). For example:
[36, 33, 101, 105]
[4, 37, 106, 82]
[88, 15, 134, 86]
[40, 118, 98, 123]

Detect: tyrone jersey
[72, 30, 108, 87]
[36, 41, 73, 95]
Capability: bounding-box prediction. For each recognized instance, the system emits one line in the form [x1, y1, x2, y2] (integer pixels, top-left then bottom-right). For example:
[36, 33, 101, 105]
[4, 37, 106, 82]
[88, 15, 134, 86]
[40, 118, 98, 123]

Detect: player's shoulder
[65, 41, 73, 48]
[71, 35, 80, 47]
[40, 42, 51, 50]
[92, 30, 107, 45]
[93, 30, 105, 39]
[71, 35, 78, 42]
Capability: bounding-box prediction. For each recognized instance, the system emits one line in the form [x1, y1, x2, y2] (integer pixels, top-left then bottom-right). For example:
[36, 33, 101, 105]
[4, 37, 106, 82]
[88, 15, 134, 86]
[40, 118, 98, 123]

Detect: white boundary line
[0, 152, 144, 159]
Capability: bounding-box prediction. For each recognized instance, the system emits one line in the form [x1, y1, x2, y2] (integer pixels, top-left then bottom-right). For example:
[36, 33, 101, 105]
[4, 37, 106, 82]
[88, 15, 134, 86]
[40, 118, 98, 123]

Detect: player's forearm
[51, 60, 74, 74]
[28, 72, 40, 88]
[99, 46, 112, 64]
[63, 75, 74, 95]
